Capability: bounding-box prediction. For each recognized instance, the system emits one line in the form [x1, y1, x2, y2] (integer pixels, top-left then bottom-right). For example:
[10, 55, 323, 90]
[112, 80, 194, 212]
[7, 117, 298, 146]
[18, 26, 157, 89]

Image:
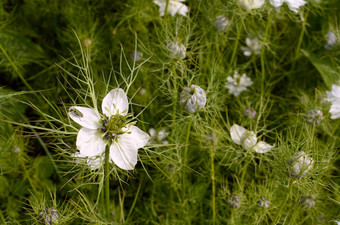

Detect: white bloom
[180, 84, 207, 113]
[153, 0, 188, 17]
[225, 71, 253, 97]
[230, 124, 274, 153]
[288, 151, 314, 179]
[68, 88, 150, 170]
[326, 85, 340, 119]
[130, 50, 143, 62]
[149, 128, 169, 144]
[335, 221, 340, 225]
[270, 0, 306, 13]
[305, 109, 323, 124]
[168, 41, 186, 59]
[241, 38, 262, 56]
[325, 31, 337, 50]
[239, 0, 264, 10]
[214, 15, 230, 32]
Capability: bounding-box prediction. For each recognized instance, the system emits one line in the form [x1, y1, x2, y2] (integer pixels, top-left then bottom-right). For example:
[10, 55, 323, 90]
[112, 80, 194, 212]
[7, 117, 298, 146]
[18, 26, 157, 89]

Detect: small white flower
[299, 194, 315, 209]
[180, 84, 207, 113]
[214, 15, 230, 32]
[153, 0, 188, 17]
[325, 31, 337, 50]
[40, 207, 59, 225]
[230, 124, 274, 153]
[288, 151, 314, 179]
[68, 88, 150, 170]
[270, 0, 306, 13]
[241, 38, 262, 56]
[326, 85, 340, 119]
[149, 128, 169, 144]
[239, 0, 264, 10]
[225, 71, 253, 97]
[305, 109, 323, 124]
[130, 50, 143, 62]
[257, 197, 270, 208]
[168, 41, 186, 59]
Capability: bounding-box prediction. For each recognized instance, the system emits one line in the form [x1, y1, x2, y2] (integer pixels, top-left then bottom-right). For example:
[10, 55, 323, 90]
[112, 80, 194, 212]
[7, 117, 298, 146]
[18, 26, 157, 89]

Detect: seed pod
[167, 41, 186, 59]
[214, 15, 230, 31]
[180, 85, 207, 113]
[40, 207, 59, 225]
[288, 151, 314, 179]
[130, 50, 143, 62]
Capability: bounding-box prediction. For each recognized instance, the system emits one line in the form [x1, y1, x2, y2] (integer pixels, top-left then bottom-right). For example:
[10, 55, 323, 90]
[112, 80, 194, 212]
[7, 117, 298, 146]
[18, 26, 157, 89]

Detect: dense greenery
[0, 0, 339, 224]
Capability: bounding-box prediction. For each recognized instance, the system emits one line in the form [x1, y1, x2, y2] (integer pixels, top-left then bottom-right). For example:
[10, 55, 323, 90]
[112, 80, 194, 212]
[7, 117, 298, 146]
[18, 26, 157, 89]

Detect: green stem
[229, 21, 243, 67]
[210, 146, 216, 225]
[271, 180, 293, 225]
[0, 210, 5, 224]
[182, 120, 192, 199]
[239, 155, 251, 190]
[104, 145, 111, 220]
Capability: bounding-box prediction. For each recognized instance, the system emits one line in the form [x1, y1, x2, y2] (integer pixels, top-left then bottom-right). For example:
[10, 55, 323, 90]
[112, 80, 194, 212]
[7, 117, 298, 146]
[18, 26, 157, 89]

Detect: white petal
[102, 88, 129, 117]
[76, 128, 106, 157]
[230, 124, 247, 145]
[287, 0, 306, 13]
[253, 141, 274, 153]
[241, 131, 257, 150]
[69, 106, 101, 129]
[330, 100, 340, 119]
[270, 0, 284, 7]
[110, 125, 150, 170]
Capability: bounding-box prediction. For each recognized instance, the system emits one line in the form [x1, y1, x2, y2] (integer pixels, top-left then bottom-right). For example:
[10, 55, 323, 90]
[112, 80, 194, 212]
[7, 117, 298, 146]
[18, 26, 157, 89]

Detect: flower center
[100, 113, 134, 142]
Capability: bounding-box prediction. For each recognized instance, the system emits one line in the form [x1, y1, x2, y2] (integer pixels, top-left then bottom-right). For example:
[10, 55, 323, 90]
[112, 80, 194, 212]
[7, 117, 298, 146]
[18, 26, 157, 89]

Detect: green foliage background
[0, 0, 339, 224]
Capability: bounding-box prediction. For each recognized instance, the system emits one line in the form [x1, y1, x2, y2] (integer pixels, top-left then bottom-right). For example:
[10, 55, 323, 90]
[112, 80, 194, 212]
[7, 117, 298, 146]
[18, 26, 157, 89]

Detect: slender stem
[229, 20, 243, 67]
[239, 155, 251, 190]
[0, 210, 5, 224]
[182, 120, 192, 199]
[271, 180, 293, 225]
[210, 146, 216, 225]
[104, 145, 111, 219]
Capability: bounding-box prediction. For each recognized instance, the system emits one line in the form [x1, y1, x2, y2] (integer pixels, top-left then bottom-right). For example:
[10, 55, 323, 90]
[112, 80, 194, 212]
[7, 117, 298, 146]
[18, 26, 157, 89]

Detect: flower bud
[214, 15, 230, 31]
[257, 197, 270, 208]
[240, 130, 257, 150]
[244, 107, 257, 119]
[305, 109, 323, 124]
[40, 207, 59, 225]
[130, 50, 143, 62]
[180, 85, 207, 113]
[229, 195, 240, 208]
[288, 151, 314, 179]
[325, 31, 336, 50]
[167, 41, 186, 59]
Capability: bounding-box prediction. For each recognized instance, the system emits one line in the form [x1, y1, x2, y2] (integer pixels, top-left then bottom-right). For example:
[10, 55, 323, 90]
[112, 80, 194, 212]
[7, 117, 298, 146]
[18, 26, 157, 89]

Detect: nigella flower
[130, 50, 143, 62]
[225, 71, 253, 97]
[40, 207, 59, 225]
[230, 124, 274, 153]
[153, 0, 188, 17]
[241, 37, 262, 56]
[239, 0, 264, 10]
[149, 128, 169, 144]
[68, 88, 150, 170]
[180, 84, 207, 113]
[325, 31, 337, 50]
[288, 151, 314, 179]
[269, 0, 306, 13]
[326, 85, 340, 119]
[168, 41, 186, 59]
[257, 197, 270, 208]
[305, 109, 323, 124]
[214, 15, 230, 32]
[299, 194, 315, 209]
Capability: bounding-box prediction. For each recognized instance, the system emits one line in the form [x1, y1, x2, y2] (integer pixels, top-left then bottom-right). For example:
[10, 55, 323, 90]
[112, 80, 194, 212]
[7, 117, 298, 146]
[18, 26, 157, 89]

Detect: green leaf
[302, 50, 340, 87]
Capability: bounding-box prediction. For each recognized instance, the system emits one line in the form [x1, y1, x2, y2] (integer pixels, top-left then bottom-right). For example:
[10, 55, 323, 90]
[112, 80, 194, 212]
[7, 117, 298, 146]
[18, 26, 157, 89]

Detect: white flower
[130, 50, 143, 62]
[299, 194, 315, 209]
[230, 124, 274, 153]
[168, 41, 186, 59]
[326, 85, 340, 119]
[325, 31, 337, 50]
[149, 128, 169, 144]
[225, 71, 253, 97]
[214, 15, 230, 31]
[269, 0, 306, 13]
[68, 88, 150, 170]
[239, 0, 264, 10]
[288, 151, 314, 179]
[335, 221, 340, 225]
[241, 37, 262, 56]
[180, 84, 207, 113]
[305, 109, 323, 124]
[153, 0, 188, 17]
